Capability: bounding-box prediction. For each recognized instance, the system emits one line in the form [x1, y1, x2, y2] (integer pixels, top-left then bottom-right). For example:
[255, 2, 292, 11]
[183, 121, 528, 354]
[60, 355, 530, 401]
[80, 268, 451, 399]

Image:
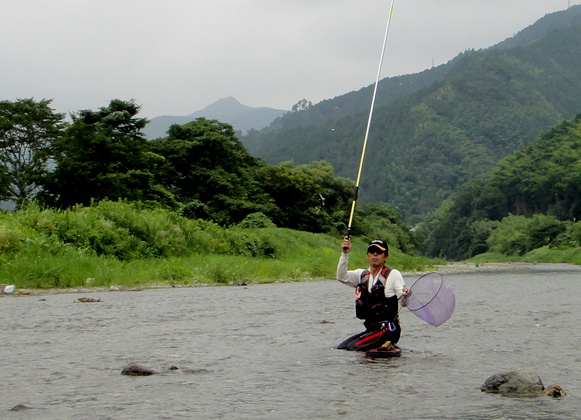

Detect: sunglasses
[367, 246, 385, 255]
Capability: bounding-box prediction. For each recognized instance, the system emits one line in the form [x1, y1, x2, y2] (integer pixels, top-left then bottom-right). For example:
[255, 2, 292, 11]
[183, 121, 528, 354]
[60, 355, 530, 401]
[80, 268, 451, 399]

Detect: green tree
[351, 203, 418, 254]
[40, 99, 173, 208]
[486, 214, 530, 256]
[525, 214, 567, 251]
[0, 98, 65, 207]
[253, 160, 356, 233]
[150, 118, 271, 224]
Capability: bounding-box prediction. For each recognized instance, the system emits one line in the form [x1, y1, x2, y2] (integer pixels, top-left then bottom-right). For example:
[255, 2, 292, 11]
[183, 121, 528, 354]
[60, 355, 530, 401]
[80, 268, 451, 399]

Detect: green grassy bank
[0, 201, 442, 291]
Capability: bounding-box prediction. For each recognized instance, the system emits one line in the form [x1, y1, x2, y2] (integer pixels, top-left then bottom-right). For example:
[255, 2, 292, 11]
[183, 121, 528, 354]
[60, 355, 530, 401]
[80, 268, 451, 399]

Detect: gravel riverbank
[421, 261, 578, 275]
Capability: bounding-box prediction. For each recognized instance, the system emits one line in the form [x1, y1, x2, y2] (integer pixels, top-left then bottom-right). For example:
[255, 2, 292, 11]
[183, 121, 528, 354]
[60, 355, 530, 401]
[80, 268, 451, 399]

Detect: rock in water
[121, 363, 158, 376]
[481, 369, 544, 396]
[544, 384, 567, 399]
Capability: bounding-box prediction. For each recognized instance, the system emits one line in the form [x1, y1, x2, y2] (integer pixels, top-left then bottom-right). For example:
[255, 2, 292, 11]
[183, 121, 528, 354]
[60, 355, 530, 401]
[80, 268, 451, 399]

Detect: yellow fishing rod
[344, 0, 396, 248]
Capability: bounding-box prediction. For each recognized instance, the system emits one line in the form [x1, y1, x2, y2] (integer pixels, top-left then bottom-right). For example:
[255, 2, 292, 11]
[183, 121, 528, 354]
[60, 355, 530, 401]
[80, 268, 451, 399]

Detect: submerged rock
[76, 297, 102, 303]
[167, 365, 211, 374]
[121, 363, 158, 376]
[481, 369, 566, 398]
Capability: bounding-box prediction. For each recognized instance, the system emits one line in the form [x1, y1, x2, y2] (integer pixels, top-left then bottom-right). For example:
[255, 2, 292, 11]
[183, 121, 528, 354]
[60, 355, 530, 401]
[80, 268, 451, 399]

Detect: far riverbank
[420, 261, 572, 275]
[4, 262, 578, 297]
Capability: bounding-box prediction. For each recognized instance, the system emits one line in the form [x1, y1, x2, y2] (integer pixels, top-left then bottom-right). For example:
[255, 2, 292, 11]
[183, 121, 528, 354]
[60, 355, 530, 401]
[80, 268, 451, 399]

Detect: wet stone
[481, 369, 565, 398]
[121, 363, 158, 376]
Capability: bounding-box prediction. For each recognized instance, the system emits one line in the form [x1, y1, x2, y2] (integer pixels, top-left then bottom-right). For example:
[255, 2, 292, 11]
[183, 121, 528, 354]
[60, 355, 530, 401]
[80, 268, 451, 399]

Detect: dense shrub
[0, 224, 20, 253]
[237, 212, 277, 229]
[487, 214, 570, 256]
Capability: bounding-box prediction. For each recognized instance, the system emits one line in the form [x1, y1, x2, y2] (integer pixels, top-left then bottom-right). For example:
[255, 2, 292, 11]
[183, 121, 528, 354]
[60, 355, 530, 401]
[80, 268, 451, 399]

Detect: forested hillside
[242, 6, 581, 223]
[418, 113, 581, 260]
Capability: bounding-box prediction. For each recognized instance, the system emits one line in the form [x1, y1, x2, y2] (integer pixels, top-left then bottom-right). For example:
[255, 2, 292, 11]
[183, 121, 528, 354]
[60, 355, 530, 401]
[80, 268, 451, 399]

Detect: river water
[1, 263, 579, 419]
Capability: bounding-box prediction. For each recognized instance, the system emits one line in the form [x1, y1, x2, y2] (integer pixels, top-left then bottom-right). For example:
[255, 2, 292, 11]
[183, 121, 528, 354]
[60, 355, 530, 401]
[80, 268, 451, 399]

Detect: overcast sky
[2, 0, 579, 119]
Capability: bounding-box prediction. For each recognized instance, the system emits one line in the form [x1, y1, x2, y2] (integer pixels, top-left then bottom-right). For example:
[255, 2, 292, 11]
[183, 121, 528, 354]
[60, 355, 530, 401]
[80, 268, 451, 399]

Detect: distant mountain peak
[188, 97, 252, 119]
[144, 97, 288, 140]
[143, 96, 288, 140]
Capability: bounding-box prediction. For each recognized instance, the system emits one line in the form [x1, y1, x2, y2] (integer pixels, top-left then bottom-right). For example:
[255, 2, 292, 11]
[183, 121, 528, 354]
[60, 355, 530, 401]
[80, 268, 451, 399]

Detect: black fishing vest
[355, 267, 399, 329]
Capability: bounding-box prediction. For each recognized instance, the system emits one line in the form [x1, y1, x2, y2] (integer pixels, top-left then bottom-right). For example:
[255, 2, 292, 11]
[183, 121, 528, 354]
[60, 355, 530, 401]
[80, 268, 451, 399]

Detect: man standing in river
[336, 237, 409, 353]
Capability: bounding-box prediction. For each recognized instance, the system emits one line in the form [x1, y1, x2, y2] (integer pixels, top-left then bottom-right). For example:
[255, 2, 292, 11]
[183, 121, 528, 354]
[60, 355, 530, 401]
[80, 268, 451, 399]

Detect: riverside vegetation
[0, 201, 440, 290]
[0, 98, 429, 291]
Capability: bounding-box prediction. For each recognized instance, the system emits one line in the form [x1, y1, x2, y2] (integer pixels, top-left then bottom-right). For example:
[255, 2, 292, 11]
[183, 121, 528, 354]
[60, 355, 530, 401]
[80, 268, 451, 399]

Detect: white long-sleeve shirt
[336, 252, 407, 306]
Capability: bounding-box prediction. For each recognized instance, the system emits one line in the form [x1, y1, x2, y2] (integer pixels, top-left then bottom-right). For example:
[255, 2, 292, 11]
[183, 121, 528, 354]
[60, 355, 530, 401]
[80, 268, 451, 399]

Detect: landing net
[406, 273, 455, 327]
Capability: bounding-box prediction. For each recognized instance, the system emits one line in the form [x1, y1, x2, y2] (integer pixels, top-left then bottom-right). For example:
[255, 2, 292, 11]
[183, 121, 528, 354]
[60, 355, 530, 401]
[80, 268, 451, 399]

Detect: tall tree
[0, 98, 65, 207]
[149, 118, 356, 230]
[149, 118, 269, 224]
[41, 99, 174, 208]
[254, 160, 355, 233]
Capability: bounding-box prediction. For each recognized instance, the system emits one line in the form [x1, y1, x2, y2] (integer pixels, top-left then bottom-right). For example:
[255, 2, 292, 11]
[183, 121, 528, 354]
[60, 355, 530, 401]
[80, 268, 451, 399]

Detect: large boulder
[481, 369, 566, 398]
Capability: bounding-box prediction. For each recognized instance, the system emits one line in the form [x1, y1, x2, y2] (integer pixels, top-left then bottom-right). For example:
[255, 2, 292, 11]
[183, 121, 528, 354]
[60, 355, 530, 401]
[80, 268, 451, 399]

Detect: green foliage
[0, 98, 66, 207]
[486, 215, 530, 256]
[152, 118, 272, 223]
[350, 203, 417, 254]
[0, 99, 408, 247]
[149, 118, 263, 225]
[237, 212, 277, 229]
[14, 200, 223, 260]
[488, 115, 581, 220]
[415, 180, 498, 260]
[150, 119, 356, 232]
[420, 113, 581, 259]
[526, 214, 567, 251]
[254, 160, 354, 233]
[470, 246, 581, 266]
[0, 224, 20, 253]
[40, 99, 174, 209]
[0, 202, 440, 289]
[572, 222, 581, 245]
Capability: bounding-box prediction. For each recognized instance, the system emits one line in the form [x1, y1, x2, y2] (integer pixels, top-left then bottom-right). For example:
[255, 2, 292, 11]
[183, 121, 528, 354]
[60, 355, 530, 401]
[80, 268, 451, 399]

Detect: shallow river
[1, 263, 580, 419]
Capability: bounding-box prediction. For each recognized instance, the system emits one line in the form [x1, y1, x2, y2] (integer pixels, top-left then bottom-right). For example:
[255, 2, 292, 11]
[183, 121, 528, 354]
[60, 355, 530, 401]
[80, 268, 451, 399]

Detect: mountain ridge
[241, 5, 581, 222]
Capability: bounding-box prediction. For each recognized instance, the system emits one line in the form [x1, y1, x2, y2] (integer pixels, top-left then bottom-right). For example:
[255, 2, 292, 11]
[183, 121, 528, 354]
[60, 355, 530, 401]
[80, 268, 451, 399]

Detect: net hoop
[407, 273, 444, 312]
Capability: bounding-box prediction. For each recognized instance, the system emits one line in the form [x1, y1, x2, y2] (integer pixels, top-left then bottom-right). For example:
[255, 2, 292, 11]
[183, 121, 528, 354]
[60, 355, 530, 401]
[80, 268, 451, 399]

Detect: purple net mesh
[406, 273, 455, 327]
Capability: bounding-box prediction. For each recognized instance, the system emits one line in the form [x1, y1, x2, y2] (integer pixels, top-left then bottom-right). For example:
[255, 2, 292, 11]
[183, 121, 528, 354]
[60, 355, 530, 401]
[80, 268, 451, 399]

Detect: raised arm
[337, 237, 364, 288]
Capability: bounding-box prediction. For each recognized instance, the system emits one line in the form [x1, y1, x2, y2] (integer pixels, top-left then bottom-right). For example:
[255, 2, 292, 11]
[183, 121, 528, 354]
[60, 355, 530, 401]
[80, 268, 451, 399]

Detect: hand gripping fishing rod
[344, 0, 396, 251]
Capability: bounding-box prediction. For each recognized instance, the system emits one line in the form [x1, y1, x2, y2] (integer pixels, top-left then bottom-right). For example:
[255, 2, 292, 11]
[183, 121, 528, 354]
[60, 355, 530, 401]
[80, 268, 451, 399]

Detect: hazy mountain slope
[242, 6, 581, 222]
[494, 4, 581, 50]
[419, 112, 581, 260]
[244, 61, 455, 151]
[144, 97, 287, 140]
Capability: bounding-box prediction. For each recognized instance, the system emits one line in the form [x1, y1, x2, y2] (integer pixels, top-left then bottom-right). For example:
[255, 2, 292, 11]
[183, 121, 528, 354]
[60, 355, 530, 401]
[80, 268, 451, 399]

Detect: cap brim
[367, 245, 386, 252]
